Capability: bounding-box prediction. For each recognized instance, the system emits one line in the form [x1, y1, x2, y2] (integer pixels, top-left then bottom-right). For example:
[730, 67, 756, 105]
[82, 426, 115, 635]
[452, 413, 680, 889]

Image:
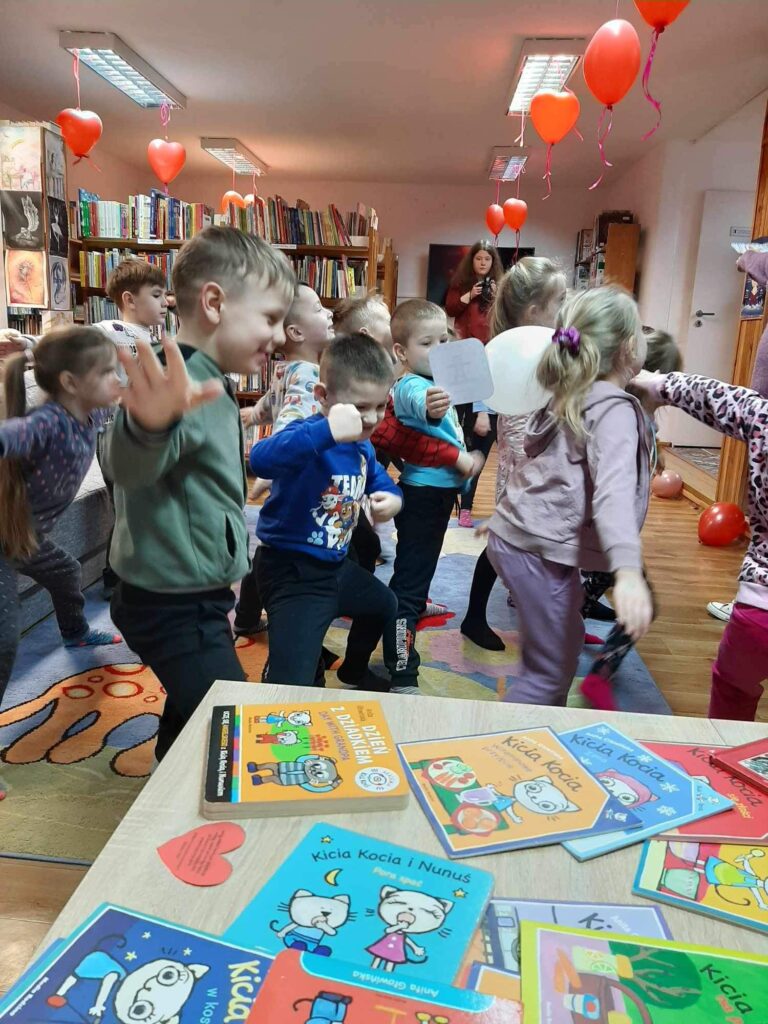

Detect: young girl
[0, 327, 122, 704]
[460, 257, 567, 650]
[633, 368, 768, 721]
[486, 286, 654, 706]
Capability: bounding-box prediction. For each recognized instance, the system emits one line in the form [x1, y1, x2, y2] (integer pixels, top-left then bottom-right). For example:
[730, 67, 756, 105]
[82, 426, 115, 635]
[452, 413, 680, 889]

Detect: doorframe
[716, 99, 768, 505]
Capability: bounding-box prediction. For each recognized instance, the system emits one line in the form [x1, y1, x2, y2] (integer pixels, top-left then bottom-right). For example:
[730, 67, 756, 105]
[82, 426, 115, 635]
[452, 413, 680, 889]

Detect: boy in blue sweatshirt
[251, 334, 403, 688]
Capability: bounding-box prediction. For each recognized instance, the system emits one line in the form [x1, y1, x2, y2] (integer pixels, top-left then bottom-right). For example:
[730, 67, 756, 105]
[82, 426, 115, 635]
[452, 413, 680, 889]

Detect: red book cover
[711, 737, 768, 797]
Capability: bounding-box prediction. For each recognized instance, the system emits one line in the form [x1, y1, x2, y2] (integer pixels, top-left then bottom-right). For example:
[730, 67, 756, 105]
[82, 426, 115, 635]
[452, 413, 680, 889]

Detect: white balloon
[485, 325, 554, 416]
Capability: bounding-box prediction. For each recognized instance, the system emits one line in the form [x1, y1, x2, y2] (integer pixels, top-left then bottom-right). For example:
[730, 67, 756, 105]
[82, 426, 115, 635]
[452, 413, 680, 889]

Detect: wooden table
[39, 683, 768, 962]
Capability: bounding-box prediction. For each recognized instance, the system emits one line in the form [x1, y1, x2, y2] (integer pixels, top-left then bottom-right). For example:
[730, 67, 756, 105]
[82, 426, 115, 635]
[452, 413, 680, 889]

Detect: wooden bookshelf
[574, 218, 640, 294]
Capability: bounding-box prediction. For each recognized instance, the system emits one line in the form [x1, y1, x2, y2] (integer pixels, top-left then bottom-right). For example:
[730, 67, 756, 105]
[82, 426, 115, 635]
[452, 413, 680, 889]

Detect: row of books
[79, 248, 177, 291]
[71, 189, 214, 242]
[290, 254, 365, 298]
[231, 364, 276, 395]
[215, 196, 369, 247]
[6, 308, 75, 335]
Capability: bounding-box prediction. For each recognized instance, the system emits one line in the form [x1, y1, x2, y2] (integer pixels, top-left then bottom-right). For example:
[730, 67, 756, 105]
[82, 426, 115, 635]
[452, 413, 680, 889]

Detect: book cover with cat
[559, 723, 733, 862]
[520, 921, 768, 1023]
[397, 727, 641, 858]
[0, 905, 274, 1024]
[203, 701, 408, 819]
[223, 823, 493, 983]
[642, 740, 768, 842]
[245, 950, 522, 1022]
[633, 838, 768, 937]
[711, 738, 768, 797]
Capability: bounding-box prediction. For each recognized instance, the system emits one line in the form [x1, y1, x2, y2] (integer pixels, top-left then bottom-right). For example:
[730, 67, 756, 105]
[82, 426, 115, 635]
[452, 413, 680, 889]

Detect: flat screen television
[426, 244, 535, 307]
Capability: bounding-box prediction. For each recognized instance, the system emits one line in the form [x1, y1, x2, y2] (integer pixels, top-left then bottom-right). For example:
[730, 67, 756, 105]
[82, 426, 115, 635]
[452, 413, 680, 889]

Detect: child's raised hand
[425, 386, 451, 420]
[626, 372, 665, 416]
[118, 339, 223, 433]
[240, 405, 256, 428]
[612, 568, 653, 642]
[369, 490, 402, 522]
[328, 403, 363, 443]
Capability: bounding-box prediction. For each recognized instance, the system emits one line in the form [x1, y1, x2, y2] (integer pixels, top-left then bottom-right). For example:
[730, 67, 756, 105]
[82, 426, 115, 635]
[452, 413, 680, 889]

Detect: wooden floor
[1, 447, 765, 996]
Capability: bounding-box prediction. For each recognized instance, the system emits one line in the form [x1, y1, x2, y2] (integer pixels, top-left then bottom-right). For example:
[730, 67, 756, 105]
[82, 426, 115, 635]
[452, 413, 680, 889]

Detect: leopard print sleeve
[660, 372, 768, 444]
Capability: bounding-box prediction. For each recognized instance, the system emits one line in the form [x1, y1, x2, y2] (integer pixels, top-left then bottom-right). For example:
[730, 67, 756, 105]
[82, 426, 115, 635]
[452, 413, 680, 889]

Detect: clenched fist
[369, 491, 402, 522]
[425, 386, 451, 420]
[328, 403, 364, 443]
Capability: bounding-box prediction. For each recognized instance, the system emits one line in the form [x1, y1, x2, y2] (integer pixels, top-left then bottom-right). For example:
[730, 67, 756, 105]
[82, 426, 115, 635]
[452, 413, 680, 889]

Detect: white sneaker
[707, 601, 733, 622]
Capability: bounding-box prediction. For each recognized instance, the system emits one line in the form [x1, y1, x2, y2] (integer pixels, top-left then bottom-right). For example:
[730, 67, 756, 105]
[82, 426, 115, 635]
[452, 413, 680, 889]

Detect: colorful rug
[0, 511, 669, 863]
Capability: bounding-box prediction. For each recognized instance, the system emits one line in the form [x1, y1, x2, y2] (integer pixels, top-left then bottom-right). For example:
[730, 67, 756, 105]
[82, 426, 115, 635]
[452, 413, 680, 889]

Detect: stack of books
[71, 189, 214, 242]
[216, 196, 371, 246]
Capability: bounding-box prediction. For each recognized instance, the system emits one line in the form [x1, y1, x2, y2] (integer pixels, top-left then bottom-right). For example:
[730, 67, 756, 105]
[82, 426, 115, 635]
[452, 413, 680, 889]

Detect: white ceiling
[0, 0, 766, 187]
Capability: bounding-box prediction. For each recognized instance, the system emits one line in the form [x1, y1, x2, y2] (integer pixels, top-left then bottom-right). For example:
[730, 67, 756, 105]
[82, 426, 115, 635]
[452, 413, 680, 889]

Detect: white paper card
[429, 337, 494, 405]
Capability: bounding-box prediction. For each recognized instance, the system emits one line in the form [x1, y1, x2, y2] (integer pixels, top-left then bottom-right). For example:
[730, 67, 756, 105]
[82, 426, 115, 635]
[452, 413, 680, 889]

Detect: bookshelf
[574, 214, 640, 294]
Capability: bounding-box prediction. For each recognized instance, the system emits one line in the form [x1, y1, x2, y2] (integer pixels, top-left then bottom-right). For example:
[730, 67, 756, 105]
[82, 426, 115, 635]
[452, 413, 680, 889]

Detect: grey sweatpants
[487, 532, 585, 706]
[0, 540, 89, 705]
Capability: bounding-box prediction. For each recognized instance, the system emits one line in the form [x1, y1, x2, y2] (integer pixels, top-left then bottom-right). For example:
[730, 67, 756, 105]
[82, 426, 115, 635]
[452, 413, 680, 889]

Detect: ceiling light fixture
[507, 38, 584, 115]
[488, 148, 528, 182]
[59, 31, 186, 109]
[200, 138, 269, 176]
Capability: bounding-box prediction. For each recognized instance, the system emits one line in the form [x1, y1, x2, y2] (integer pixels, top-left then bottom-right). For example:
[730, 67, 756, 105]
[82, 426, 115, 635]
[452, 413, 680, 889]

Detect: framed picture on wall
[426, 243, 535, 307]
[742, 274, 766, 320]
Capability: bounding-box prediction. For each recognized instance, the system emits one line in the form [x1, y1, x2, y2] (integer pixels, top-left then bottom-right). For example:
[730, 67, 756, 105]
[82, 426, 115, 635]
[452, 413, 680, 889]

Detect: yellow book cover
[203, 701, 408, 816]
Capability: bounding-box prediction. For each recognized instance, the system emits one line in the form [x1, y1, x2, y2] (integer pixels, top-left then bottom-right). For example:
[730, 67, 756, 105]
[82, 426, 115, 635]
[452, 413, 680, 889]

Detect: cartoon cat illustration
[271, 890, 352, 956]
[365, 887, 453, 973]
[505, 776, 580, 824]
[596, 770, 658, 808]
[247, 755, 341, 792]
[253, 730, 300, 746]
[293, 992, 352, 1023]
[50, 955, 209, 1024]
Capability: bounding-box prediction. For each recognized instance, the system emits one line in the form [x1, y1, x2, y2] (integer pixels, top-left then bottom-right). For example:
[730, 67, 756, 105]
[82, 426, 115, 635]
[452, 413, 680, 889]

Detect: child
[0, 328, 122, 705]
[633, 367, 768, 721]
[460, 257, 567, 651]
[487, 286, 654, 706]
[102, 227, 295, 760]
[333, 292, 394, 359]
[250, 333, 402, 688]
[234, 282, 334, 636]
[95, 257, 169, 599]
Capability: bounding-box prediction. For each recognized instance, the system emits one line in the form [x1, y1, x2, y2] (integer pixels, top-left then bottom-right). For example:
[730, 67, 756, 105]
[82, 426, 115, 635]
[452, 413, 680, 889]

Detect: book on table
[710, 737, 768, 797]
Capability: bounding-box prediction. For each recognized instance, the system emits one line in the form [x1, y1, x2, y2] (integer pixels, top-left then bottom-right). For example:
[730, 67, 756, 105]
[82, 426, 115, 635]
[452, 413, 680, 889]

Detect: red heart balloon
[583, 19, 642, 107]
[530, 90, 581, 145]
[634, 0, 690, 30]
[221, 190, 246, 213]
[503, 198, 528, 231]
[55, 108, 103, 159]
[147, 139, 186, 186]
[485, 203, 505, 236]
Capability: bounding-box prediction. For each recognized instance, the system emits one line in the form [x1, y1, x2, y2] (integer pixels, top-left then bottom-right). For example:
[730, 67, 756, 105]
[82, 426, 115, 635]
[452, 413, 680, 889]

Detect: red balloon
[530, 89, 581, 145]
[147, 139, 186, 186]
[220, 190, 246, 213]
[55, 108, 103, 159]
[583, 19, 642, 107]
[485, 203, 505, 236]
[698, 503, 748, 547]
[634, 0, 690, 30]
[651, 469, 683, 499]
[503, 197, 528, 231]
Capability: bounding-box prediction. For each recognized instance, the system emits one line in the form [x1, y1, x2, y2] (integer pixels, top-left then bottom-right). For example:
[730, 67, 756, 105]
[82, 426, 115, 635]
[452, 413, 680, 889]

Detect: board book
[711, 737, 768, 797]
[520, 921, 768, 1023]
[203, 700, 408, 818]
[643, 740, 768, 842]
[245, 950, 522, 1022]
[633, 837, 768, 937]
[466, 963, 522, 1003]
[559, 723, 733, 861]
[396, 726, 641, 858]
[223, 822, 493, 983]
[0, 904, 273, 1024]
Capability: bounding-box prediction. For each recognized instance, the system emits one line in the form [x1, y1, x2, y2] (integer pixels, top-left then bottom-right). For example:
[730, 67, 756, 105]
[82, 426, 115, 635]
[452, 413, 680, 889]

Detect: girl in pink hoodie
[487, 286, 654, 706]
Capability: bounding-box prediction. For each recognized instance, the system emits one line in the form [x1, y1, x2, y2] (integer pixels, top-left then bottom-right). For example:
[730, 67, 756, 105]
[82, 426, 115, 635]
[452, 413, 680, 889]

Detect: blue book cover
[224, 822, 493, 983]
[560, 723, 734, 861]
[0, 905, 273, 1024]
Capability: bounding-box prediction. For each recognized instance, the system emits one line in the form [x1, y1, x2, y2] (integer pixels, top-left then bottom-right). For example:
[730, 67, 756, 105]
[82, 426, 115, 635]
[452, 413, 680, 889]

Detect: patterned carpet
[0, 511, 669, 863]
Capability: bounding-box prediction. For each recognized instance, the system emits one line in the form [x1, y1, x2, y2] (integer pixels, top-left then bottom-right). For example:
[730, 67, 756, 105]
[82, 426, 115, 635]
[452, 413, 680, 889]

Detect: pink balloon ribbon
[514, 109, 526, 147]
[589, 106, 614, 191]
[515, 228, 521, 261]
[542, 143, 553, 199]
[641, 28, 664, 140]
[72, 51, 81, 109]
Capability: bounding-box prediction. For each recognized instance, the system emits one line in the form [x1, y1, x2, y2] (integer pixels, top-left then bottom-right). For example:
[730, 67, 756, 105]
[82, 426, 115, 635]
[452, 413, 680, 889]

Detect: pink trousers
[710, 602, 768, 721]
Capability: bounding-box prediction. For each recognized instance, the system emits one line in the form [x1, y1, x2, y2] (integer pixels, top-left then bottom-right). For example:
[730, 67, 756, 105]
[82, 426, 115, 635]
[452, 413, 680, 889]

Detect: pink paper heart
[157, 822, 245, 886]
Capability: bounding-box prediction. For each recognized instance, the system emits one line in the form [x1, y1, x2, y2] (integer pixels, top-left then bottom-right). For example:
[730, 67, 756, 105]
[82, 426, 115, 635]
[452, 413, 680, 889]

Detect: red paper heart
[55, 108, 103, 159]
[530, 90, 581, 146]
[157, 822, 245, 886]
[147, 138, 186, 186]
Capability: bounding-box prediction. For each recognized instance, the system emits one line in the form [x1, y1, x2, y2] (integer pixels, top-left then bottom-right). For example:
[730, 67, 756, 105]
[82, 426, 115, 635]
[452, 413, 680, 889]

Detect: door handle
[695, 310, 715, 317]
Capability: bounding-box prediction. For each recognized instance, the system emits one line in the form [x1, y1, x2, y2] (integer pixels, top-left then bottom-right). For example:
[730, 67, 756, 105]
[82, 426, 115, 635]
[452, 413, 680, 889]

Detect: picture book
[481, 898, 670, 976]
[223, 822, 493, 983]
[711, 737, 768, 797]
[633, 838, 768, 937]
[466, 963, 522, 1003]
[559, 723, 733, 861]
[643, 740, 768, 842]
[520, 922, 768, 1023]
[396, 727, 641, 858]
[203, 701, 409, 819]
[0, 904, 274, 1024]
[245, 950, 522, 1023]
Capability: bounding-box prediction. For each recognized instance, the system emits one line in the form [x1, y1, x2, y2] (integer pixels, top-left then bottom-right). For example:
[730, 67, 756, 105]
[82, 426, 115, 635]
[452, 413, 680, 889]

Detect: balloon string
[542, 143, 553, 200]
[495, 180, 500, 206]
[73, 154, 101, 172]
[514, 109, 526, 147]
[572, 125, 584, 142]
[589, 105, 614, 191]
[641, 28, 663, 140]
[515, 228, 520, 262]
[160, 101, 171, 140]
[73, 50, 81, 109]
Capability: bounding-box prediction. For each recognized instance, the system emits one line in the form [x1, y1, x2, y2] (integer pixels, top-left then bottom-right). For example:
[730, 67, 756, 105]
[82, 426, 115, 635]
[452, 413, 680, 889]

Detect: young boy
[95, 258, 169, 598]
[234, 282, 334, 636]
[333, 292, 394, 359]
[103, 227, 295, 761]
[250, 333, 402, 689]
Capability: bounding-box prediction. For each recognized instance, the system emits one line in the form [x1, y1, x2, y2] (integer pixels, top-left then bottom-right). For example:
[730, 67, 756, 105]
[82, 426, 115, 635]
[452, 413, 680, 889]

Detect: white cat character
[365, 887, 453, 973]
[271, 889, 351, 957]
[506, 776, 580, 824]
